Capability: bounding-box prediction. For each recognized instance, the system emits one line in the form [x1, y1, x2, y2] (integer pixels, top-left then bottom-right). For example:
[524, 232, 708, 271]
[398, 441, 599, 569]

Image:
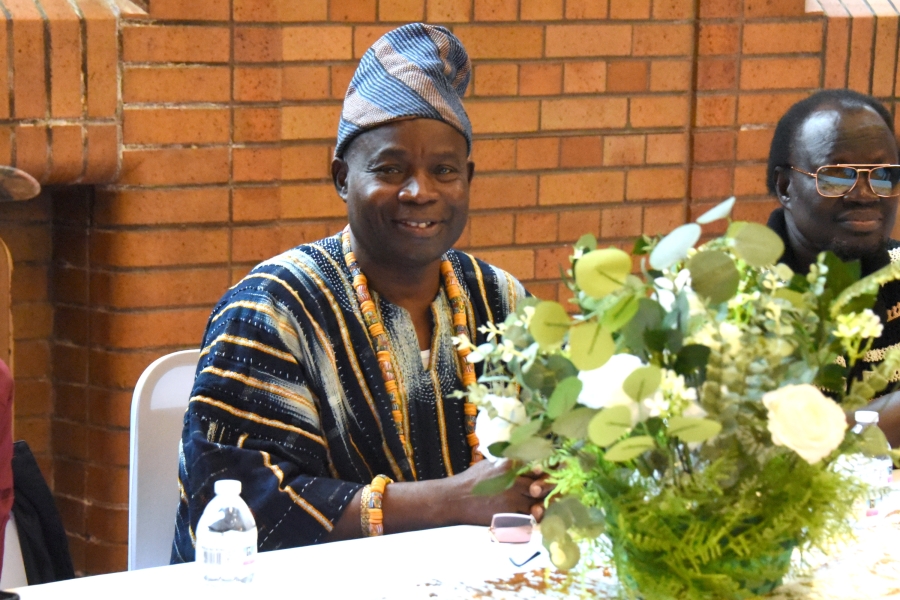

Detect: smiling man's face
[779, 105, 900, 262]
[335, 118, 473, 273]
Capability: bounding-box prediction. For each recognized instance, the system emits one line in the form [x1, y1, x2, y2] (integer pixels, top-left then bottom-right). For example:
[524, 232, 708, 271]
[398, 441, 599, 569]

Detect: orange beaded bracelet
[362, 474, 393, 537]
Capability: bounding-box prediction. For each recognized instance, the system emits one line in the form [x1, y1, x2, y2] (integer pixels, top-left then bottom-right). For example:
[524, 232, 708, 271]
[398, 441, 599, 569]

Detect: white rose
[762, 384, 847, 465]
[476, 394, 527, 461]
[577, 354, 642, 425]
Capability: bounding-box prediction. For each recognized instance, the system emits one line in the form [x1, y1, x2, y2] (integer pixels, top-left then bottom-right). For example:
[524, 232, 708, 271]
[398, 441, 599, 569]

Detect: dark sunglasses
[789, 164, 900, 198]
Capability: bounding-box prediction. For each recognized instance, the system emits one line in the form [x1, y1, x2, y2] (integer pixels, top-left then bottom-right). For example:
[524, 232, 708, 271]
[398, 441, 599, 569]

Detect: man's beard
[828, 236, 890, 271]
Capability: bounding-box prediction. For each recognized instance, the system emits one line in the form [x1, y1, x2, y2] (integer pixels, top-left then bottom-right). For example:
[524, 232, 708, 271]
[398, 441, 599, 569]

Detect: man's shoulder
[449, 249, 528, 313]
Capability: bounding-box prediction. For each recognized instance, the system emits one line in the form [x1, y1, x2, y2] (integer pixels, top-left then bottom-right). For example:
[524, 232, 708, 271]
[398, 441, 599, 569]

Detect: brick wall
[1, 0, 899, 576]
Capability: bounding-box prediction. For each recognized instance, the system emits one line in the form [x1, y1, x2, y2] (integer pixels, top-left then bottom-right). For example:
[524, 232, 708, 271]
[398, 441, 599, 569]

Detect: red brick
[563, 61, 607, 94]
[9, 1, 46, 119]
[736, 127, 775, 161]
[515, 212, 558, 244]
[83, 124, 119, 184]
[539, 172, 625, 205]
[519, 63, 563, 96]
[520, 0, 563, 20]
[427, 0, 472, 22]
[744, 0, 807, 17]
[734, 164, 767, 196]
[95, 188, 229, 226]
[603, 135, 645, 166]
[124, 108, 230, 145]
[699, 24, 740, 56]
[472, 139, 516, 172]
[48, 125, 85, 184]
[235, 107, 281, 142]
[541, 98, 628, 130]
[696, 58, 737, 91]
[234, 26, 282, 62]
[470, 175, 538, 209]
[455, 26, 544, 59]
[526, 282, 559, 301]
[123, 66, 231, 103]
[691, 166, 733, 199]
[633, 24, 692, 56]
[90, 229, 228, 268]
[629, 96, 689, 128]
[468, 213, 515, 246]
[534, 246, 570, 279]
[468, 100, 540, 133]
[233, 187, 280, 222]
[740, 58, 820, 90]
[545, 25, 632, 57]
[476, 249, 535, 280]
[474, 64, 518, 96]
[649, 60, 691, 92]
[644, 203, 687, 236]
[601, 206, 643, 238]
[88, 390, 133, 430]
[120, 148, 229, 186]
[560, 136, 603, 168]
[283, 144, 332, 180]
[559, 208, 601, 242]
[378, 0, 425, 21]
[610, 0, 650, 18]
[279, 184, 346, 219]
[653, 0, 693, 19]
[694, 95, 736, 127]
[331, 64, 357, 98]
[607, 60, 648, 92]
[517, 137, 560, 170]
[693, 130, 735, 163]
[44, 0, 82, 119]
[698, 0, 740, 18]
[92, 269, 230, 310]
[626, 168, 686, 200]
[149, 0, 230, 20]
[474, 0, 517, 20]
[283, 26, 354, 60]
[742, 22, 823, 54]
[565, 0, 608, 19]
[235, 67, 283, 102]
[737, 93, 807, 125]
[122, 25, 230, 63]
[233, 0, 324, 21]
[92, 309, 209, 349]
[330, 0, 376, 20]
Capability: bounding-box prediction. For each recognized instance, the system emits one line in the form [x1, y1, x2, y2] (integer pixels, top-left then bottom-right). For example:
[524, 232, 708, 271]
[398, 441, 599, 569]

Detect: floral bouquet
[458, 198, 900, 600]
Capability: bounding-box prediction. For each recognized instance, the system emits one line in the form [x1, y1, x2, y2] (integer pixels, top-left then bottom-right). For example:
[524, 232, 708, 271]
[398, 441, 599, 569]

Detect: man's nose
[398, 172, 437, 203]
[847, 171, 880, 203]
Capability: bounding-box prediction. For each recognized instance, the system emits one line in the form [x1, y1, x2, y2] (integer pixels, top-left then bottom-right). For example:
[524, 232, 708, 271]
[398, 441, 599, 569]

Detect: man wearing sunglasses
[767, 89, 900, 445]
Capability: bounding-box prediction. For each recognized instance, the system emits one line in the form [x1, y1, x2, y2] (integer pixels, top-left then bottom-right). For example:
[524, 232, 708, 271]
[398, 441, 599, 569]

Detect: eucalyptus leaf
[688, 250, 739, 304]
[546, 354, 579, 382]
[503, 437, 554, 462]
[695, 196, 735, 224]
[569, 321, 614, 371]
[649, 223, 702, 270]
[773, 288, 806, 308]
[529, 301, 571, 350]
[575, 233, 598, 252]
[604, 435, 655, 462]
[623, 365, 662, 402]
[729, 221, 785, 267]
[509, 420, 543, 445]
[601, 294, 640, 333]
[673, 344, 710, 378]
[547, 377, 583, 419]
[539, 514, 567, 543]
[574, 248, 632, 299]
[548, 537, 581, 571]
[551, 407, 597, 439]
[587, 405, 633, 447]
[487, 441, 510, 457]
[667, 416, 722, 443]
[621, 298, 665, 356]
[472, 469, 517, 496]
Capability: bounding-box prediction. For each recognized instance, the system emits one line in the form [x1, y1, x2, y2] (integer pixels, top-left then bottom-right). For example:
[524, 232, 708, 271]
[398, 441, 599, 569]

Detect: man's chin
[829, 236, 889, 263]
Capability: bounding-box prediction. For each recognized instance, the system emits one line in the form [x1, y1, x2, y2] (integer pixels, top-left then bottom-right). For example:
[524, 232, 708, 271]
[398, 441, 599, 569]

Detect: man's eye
[436, 166, 457, 175]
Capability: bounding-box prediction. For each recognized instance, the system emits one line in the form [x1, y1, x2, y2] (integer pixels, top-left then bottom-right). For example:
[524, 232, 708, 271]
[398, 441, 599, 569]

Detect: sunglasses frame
[489, 513, 536, 544]
[789, 164, 900, 198]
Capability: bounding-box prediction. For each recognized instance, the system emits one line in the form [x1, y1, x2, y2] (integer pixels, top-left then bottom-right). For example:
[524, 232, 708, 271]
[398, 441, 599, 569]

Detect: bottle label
[198, 529, 257, 581]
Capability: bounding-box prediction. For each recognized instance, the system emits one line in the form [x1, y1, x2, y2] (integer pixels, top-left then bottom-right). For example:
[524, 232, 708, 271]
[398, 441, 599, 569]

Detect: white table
[11, 514, 900, 599]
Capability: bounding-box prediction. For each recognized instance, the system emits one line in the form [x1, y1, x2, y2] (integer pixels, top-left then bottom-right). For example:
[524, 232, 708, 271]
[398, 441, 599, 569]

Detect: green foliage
[462, 199, 900, 599]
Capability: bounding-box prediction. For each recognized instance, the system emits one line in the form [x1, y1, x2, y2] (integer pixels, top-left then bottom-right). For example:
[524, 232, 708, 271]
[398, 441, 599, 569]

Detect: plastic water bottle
[195, 479, 258, 583]
[852, 411, 893, 520]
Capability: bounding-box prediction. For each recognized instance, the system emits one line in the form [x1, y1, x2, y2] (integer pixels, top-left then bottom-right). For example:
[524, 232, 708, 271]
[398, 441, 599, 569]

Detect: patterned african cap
[335, 23, 473, 158]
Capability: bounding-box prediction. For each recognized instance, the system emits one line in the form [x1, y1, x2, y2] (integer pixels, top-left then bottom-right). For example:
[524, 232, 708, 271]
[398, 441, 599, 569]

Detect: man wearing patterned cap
[172, 24, 547, 561]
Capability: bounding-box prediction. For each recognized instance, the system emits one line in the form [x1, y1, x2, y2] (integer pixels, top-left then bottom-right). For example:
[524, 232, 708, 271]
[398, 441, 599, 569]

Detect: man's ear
[466, 161, 475, 184]
[332, 158, 349, 201]
[774, 166, 791, 209]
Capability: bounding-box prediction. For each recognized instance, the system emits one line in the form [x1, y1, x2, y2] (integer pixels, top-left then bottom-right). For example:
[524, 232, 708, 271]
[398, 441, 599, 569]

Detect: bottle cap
[855, 410, 880, 425]
[214, 479, 242, 496]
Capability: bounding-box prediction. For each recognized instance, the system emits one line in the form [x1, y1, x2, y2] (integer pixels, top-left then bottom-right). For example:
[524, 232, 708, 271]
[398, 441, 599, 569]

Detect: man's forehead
[791, 105, 893, 165]
[344, 119, 469, 161]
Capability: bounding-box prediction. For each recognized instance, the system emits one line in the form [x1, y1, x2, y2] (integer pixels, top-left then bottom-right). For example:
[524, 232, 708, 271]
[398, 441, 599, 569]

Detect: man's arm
[859, 391, 900, 448]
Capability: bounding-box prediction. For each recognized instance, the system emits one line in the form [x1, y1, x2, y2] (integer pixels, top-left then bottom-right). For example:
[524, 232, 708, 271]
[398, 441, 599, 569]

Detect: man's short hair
[766, 89, 896, 195]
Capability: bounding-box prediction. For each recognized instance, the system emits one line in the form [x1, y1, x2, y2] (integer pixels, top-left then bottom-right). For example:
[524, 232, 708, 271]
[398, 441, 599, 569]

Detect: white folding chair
[128, 349, 200, 571]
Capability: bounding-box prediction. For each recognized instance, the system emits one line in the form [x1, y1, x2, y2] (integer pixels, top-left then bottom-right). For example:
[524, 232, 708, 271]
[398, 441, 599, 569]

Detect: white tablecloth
[12, 512, 900, 599]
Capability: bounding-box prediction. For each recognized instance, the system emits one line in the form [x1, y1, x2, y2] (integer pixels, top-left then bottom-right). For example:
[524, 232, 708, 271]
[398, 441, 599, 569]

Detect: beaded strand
[341, 226, 482, 467]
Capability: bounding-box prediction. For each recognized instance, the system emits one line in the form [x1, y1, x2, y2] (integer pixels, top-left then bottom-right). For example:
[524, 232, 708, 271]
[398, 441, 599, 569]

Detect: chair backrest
[128, 349, 200, 571]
